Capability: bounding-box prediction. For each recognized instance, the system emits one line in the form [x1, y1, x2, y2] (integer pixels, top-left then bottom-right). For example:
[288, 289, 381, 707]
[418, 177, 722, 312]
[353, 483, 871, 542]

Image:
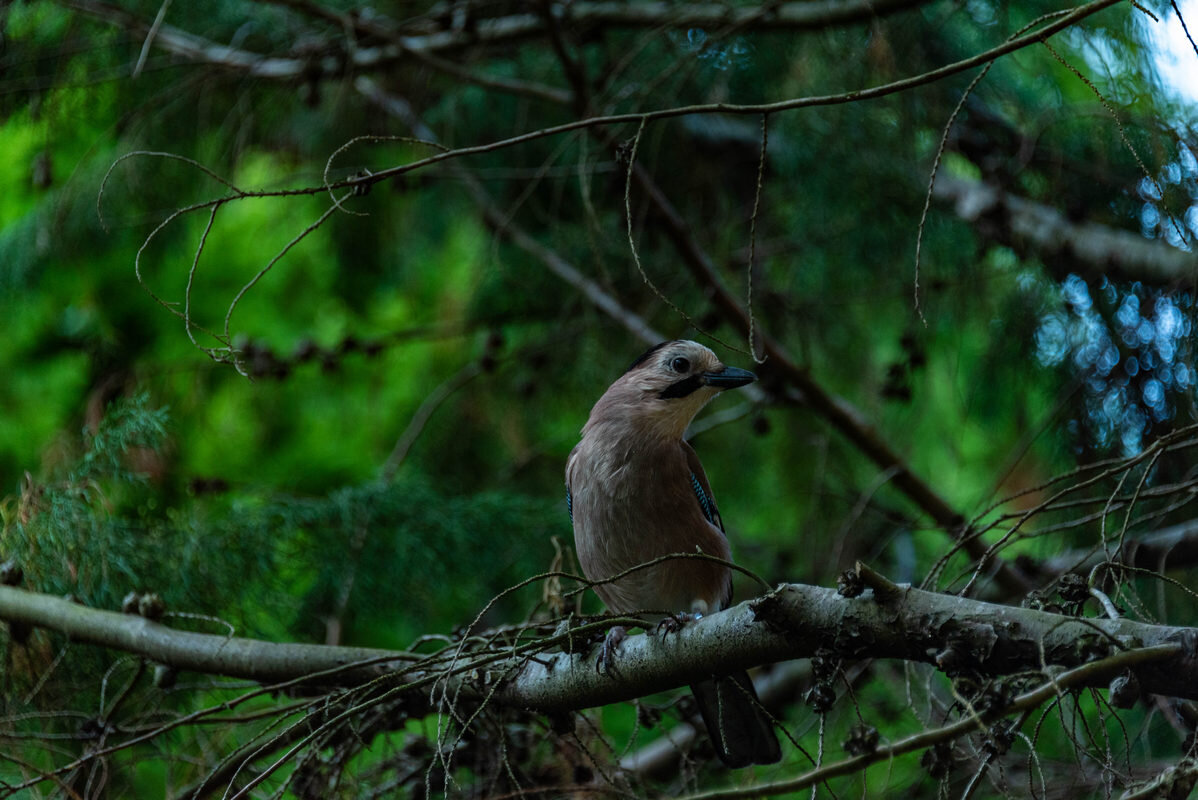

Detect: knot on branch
[748, 588, 792, 634]
[836, 567, 864, 597]
[852, 561, 902, 601]
[932, 621, 998, 674]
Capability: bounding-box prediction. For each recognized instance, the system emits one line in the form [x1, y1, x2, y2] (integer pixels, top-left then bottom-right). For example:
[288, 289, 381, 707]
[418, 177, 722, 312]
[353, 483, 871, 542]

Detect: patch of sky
[1034, 273, 1196, 457]
[1122, 135, 1198, 251]
[670, 28, 754, 71]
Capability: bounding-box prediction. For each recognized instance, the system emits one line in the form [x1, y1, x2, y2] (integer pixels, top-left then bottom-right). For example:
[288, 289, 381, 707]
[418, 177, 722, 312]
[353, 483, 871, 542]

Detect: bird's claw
[595, 625, 627, 675]
[656, 611, 698, 637]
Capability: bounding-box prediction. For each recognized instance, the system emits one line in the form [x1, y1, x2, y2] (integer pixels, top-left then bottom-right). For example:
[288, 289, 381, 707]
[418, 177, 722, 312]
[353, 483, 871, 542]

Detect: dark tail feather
[690, 672, 782, 768]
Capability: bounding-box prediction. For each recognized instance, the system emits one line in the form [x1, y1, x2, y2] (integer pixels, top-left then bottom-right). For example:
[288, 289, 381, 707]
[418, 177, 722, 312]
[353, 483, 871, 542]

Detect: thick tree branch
[933, 173, 1198, 284]
[0, 586, 407, 685]
[4, 575, 1196, 704]
[484, 579, 1198, 711]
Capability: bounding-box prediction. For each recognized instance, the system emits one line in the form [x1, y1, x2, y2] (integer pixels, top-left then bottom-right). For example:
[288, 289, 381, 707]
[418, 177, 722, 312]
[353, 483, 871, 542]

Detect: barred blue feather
[691, 472, 715, 526]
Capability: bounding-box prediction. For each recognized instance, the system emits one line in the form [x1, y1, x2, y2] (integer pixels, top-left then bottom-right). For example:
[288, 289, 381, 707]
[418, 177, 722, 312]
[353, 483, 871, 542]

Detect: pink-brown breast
[567, 431, 732, 617]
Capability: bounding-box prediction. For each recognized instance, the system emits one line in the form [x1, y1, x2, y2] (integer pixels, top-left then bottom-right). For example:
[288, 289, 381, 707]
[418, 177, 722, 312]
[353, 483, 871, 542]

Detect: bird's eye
[670, 356, 691, 373]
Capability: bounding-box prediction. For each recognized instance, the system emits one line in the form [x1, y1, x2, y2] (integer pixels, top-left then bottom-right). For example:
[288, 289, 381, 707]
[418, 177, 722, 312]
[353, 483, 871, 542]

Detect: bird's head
[587, 340, 757, 440]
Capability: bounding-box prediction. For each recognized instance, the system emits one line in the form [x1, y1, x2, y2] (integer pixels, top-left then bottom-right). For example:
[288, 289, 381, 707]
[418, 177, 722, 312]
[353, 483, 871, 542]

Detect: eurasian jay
[565, 340, 782, 768]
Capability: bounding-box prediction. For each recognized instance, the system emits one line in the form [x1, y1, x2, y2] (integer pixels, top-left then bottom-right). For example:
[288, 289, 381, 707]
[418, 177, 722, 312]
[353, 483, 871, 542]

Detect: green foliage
[3, 395, 559, 644]
[267, 478, 562, 646]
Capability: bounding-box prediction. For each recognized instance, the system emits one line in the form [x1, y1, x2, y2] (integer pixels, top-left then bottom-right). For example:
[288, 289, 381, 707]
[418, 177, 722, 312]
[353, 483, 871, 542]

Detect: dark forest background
[1, 0, 1197, 797]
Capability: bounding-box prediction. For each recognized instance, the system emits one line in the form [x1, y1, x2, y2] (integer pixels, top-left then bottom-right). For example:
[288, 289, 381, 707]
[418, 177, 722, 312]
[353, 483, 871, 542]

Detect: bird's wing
[682, 440, 725, 533]
[564, 445, 579, 524]
[682, 441, 734, 610]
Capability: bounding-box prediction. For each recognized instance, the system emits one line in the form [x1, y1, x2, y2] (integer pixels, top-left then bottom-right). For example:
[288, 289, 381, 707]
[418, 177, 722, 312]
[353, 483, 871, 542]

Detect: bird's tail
[690, 672, 782, 768]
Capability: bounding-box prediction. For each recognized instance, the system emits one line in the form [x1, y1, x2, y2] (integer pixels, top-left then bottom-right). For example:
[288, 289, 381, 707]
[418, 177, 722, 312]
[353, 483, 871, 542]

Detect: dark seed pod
[122, 592, 142, 614]
[837, 568, 864, 598]
[153, 664, 178, 689]
[921, 741, 954, 780]
[843, 723, 879, 756]
[138, 593, 165, 622]
[0, 560, 23, 586]
[1109, 671, 1141, 709]
[805, 683, 836, 713]
[1056, 573, 1089, 604]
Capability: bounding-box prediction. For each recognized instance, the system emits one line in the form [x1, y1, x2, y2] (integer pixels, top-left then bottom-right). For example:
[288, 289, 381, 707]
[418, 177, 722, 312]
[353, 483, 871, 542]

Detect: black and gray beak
[702, 366, 757, 390]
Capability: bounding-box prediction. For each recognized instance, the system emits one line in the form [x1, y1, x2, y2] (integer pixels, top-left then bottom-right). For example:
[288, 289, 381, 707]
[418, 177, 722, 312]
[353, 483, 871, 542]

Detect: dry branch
[679, 643, 1184, 800]
[3, 576, 1196, 705]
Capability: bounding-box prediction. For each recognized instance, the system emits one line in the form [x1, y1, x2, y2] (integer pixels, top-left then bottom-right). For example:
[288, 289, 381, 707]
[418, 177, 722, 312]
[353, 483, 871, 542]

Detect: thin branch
[678, 644, 1181, 800]
[354, 77, 666, 346]
[381, 362, 483, 482]
[746, 113, 769, 363]
[1039, 517, 1198, 578]
[132, 0, 173, 78]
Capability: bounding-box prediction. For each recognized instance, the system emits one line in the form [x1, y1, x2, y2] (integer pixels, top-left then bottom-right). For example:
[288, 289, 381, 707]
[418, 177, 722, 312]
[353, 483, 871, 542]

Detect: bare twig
[381, 362, 483, 482]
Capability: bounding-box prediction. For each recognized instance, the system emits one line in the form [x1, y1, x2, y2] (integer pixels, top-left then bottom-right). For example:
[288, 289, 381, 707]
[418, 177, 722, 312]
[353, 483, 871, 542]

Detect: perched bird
[565, 340, 781, 768]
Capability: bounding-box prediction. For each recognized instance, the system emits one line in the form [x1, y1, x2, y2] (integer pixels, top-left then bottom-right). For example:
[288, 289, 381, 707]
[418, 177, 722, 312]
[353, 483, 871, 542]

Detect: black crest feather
[625, 341, 676, 374]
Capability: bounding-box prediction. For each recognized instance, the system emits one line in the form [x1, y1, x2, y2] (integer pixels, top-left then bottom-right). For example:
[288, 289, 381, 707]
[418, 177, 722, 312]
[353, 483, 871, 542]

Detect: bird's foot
[656, 611, 699, 637]
[595, 625, 627, 675]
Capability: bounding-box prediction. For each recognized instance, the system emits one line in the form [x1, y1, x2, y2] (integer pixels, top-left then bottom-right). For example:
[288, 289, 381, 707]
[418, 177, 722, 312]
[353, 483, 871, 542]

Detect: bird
[565, 339, 781, 768]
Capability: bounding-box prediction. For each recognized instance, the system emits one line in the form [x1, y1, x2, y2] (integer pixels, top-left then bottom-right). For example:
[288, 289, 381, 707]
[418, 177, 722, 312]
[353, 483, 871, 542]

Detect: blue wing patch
[566, 487, 573, 523]
[690, 472, 715, 526]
